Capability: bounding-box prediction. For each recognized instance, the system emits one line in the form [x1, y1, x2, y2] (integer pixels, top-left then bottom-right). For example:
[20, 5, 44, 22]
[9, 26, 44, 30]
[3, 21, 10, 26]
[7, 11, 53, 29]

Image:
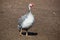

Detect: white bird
[18, 3, 35, 37]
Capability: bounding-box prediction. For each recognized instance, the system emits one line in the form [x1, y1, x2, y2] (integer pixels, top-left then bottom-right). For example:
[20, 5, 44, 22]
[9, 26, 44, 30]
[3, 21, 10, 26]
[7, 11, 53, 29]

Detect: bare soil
[0, 0, 60, 40]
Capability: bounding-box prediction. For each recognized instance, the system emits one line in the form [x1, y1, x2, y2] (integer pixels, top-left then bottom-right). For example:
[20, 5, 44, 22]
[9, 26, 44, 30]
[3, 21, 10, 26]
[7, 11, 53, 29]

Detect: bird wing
[18, 14, 28, 26]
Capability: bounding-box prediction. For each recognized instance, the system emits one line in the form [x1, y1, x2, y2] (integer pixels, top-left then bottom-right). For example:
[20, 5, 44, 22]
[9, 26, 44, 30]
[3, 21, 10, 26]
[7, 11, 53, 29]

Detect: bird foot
[26, 35, 31, 37]
[19, 34, 23, 36]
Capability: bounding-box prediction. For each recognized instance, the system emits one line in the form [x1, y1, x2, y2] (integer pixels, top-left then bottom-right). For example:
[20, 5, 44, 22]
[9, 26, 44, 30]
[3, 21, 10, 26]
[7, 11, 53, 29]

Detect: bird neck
[28, 6, 31, 11]
[28, 10, 32, 15]
[27, 6, 32, 15]
[28, 6, 32, 13]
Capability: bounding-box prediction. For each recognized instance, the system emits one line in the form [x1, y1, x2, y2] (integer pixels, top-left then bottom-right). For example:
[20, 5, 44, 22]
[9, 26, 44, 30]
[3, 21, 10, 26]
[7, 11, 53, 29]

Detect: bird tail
[17, 25, 22, 30]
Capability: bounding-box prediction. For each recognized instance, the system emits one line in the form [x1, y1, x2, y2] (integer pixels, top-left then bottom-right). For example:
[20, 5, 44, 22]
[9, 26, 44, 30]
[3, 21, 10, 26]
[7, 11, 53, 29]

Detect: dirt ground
[0, 0, 60, 40]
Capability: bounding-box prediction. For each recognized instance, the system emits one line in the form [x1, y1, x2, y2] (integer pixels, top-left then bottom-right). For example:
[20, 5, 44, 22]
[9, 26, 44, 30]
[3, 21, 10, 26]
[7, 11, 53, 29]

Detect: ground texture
[0, 0, 60, 40]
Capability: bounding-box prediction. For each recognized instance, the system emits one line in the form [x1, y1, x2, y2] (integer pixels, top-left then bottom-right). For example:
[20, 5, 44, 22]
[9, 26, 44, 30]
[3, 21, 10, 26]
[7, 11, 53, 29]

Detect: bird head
[28, 3, 35, 10]
[28, 3, 34, 7]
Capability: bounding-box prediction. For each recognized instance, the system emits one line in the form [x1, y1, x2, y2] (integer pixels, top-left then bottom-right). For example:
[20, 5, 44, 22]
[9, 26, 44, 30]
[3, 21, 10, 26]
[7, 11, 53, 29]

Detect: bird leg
[26, 29, 31, 37]
[26, 30, 28, 37]
[19, 28, 23, 36]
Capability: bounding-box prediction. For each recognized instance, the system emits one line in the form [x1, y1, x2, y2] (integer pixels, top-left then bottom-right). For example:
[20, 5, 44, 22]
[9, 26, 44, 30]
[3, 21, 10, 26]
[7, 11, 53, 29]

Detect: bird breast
[21, 13, 34, 28]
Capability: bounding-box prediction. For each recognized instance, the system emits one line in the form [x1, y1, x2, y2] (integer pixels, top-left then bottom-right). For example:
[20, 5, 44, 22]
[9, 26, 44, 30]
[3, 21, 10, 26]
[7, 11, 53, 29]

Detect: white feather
[21, 12, 34, 28]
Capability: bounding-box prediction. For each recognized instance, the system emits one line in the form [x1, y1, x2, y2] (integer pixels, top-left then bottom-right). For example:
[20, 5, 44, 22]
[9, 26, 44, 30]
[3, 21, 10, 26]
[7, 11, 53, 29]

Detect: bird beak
[32, 3, 35, 6]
